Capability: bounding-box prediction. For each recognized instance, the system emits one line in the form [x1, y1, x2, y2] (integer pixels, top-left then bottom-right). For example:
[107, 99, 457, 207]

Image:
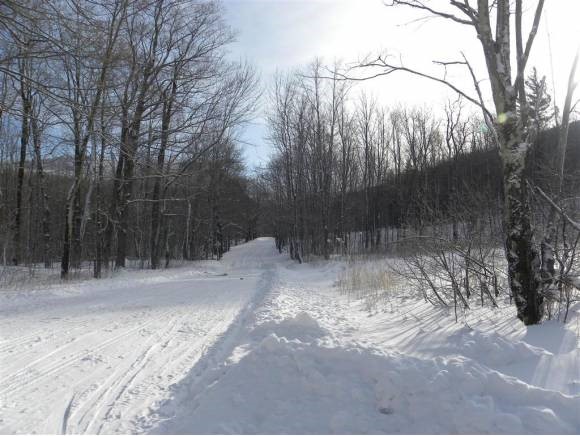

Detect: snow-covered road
[0, 238, 278, 434]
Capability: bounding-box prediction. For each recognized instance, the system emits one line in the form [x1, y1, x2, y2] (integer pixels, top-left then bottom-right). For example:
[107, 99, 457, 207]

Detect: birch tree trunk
[482, 0, 545, 324]
[383, 0, 547, 323]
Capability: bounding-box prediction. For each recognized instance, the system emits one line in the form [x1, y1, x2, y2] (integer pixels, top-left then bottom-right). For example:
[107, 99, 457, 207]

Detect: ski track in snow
[0, 238, 279, 434]
[2, 237, 580, 434]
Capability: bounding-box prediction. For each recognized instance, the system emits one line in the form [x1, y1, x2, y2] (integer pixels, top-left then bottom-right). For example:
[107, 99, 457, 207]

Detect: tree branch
[386, 0, 475, 25]
[535, 185, 580, 232]
[341, 55, 494, 121]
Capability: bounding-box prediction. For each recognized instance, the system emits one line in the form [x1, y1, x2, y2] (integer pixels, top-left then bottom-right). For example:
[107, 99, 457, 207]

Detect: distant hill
[342, 120, 580, 233]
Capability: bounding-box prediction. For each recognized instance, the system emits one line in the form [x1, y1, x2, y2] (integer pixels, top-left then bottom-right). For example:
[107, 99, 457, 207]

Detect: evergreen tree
[524, 68, 553, 132]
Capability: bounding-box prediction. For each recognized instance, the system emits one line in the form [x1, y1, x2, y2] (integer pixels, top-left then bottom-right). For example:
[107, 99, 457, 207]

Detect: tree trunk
[94, 108, 108, 278]
[31, 113, 51, 268]
[13, 69, 31, 266]
[499, 122, 543, 325]
[115, 111, 145, 268]
[150, 76, 176, 269]
[61, 117, 82, 278]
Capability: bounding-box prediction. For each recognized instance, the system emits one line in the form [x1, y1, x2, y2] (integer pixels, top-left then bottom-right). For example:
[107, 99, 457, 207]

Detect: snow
[0, 239, 278, 434]
[158, 333, 579, 434]
[2, 237, 579, 434]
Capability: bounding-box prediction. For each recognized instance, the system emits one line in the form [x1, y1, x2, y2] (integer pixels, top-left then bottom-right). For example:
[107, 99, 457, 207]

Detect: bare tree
[352, 0, 549, 324]
[0, 0, 259, 281]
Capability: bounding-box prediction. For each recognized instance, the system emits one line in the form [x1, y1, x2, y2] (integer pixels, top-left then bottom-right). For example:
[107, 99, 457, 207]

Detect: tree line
[261, 61, 545, 259]
[0, 0, 258, 278]
[260, 57, 580, 322]
[1, 0, 578, 326]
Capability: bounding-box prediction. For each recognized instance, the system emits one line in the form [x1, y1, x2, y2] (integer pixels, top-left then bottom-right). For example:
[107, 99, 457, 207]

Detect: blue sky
[222, 0, 580, 171]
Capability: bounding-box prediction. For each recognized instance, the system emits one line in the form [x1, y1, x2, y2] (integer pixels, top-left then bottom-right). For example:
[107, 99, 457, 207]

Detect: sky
[222, 0, 580, 170]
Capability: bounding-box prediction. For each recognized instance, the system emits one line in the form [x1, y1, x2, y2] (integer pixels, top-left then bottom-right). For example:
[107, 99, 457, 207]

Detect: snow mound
[450, 327, 551, 367]
[522, 320, 578, 354]
[158, 334, 580, 435]
[251, 311, 328, 342]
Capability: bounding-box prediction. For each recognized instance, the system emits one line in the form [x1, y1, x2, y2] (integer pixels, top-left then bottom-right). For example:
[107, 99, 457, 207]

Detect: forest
[1, 0, 579, 325]
[0, 0, 260, 278]
[2, 1, 580, 434]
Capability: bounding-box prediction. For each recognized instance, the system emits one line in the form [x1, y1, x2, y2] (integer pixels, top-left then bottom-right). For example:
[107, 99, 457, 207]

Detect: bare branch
[341, 55, 494, 121]
[386, 0, 475, 26]
[535, 185, 580, 232]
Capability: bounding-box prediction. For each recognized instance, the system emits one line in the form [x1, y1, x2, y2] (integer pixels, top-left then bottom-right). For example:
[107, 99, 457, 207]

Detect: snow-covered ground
[0, 239, 277, 434]
[1, 237, 579, 434]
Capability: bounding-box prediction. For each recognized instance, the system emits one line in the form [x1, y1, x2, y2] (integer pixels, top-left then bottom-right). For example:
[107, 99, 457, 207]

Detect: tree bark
[31, 109, 51, 268]
[13, 64, 31, 266]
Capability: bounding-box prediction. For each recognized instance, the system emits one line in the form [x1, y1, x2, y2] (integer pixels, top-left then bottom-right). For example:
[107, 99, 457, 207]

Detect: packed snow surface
[1, 238, 579, 434]
[0, 239, 276, 434]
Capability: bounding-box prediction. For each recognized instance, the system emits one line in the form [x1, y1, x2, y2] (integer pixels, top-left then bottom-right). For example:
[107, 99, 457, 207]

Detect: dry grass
[337, 259, 403, 312]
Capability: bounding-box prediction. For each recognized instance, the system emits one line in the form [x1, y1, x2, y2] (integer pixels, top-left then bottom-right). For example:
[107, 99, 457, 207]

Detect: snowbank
[156, 313, 580, 435]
